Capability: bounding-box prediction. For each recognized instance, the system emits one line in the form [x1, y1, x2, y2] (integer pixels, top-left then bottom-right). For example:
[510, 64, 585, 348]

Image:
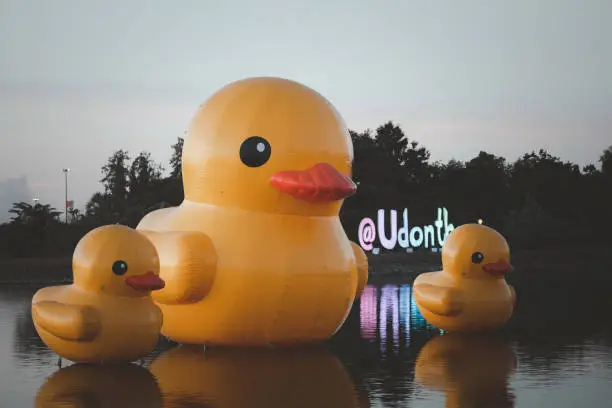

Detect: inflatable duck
[413, 223, 515, 332]
[149, 346, 369, 408]
[137, 76, 368, 346]
[31, 224, 165, 363]
[415, 333, 517, 408]
[35, 363, 162, 408]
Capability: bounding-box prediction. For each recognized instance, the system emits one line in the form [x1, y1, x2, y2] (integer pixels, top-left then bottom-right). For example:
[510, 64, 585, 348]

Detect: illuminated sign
[357, 207, 455, 252]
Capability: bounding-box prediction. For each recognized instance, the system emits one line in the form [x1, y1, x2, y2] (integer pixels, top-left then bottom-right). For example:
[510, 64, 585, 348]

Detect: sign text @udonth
[357, 207, 454, 252]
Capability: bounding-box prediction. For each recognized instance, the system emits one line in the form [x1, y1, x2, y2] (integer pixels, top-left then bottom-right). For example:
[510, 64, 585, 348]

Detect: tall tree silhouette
[463, 151, 511, 227]
[600, 146, 612, 177]
[169, 136, 184, 179]
[129, 151, 163, 195]
[101, 150, 130, 198]
[125, 151, 164, 226]
[88, 150, 132, 225]
[374, 122, 409, 166]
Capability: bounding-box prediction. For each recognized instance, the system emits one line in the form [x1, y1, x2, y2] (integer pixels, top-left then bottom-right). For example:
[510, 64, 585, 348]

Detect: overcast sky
[0, 0, 610, 221]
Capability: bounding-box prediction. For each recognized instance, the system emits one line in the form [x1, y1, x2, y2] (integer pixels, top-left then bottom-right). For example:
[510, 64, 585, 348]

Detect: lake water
[2, 277, 612, 408]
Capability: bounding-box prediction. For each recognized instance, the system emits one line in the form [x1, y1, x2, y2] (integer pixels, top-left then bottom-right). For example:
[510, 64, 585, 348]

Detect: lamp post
[62, 168, 70, 223]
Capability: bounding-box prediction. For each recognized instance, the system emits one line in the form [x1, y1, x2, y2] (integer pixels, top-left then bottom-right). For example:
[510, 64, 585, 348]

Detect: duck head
[72, 225, 165, 297]
[441, 223, 513, 280]
[181, 76, 356, 217]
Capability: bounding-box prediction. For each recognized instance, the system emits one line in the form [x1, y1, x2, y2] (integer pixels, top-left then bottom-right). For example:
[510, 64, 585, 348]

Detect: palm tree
[8, 202, 61, 227]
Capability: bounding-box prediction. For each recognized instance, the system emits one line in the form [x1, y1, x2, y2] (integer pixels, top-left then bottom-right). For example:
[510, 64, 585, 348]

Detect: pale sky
[0, 0, 610, 221]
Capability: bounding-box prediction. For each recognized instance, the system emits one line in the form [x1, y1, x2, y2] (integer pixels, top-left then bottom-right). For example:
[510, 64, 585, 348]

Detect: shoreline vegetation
[1, 246, 610, 285]
[1, 123, 610, 286]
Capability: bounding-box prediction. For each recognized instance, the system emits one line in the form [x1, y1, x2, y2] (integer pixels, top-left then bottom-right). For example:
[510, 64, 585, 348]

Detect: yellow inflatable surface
[415, 333, 517, 408]
[31, 224, 165, 364]
[137, 76, 368, 346]
[413, 223, 515, 332]
[149, 346, 369, 408]
[35, 363, 163, 408]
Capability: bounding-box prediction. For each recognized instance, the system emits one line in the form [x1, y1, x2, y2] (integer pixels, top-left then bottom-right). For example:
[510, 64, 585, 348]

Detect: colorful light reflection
[359, 283, 430, 348]
[359, 285, 377, 340]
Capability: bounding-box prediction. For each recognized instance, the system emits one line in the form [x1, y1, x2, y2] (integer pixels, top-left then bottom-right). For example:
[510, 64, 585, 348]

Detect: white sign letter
[377, 209, 398, 250]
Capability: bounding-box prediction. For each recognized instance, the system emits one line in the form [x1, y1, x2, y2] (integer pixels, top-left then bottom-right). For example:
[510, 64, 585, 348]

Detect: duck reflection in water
[35, 363, 162, 408]
[149, 345, 370, 408]
[415, 333, 517, 408]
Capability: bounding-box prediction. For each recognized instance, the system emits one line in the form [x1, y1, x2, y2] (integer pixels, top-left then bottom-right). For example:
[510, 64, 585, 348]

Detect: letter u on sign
[377, 209, 397, 250]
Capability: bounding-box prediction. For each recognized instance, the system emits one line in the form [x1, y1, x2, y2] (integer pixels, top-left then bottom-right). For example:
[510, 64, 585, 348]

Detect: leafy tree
[463, 151, 512, 227]
[374, 122, 409, 166]
[85, 192, 118, 225]
[129, 151, 163, 194]
[125, 151, 164, 226]
[101, 149, 130, 200]
[5, 202, 62, 256]
[600, 146, 612, 177]
[582, 164, 598, 176]
[8, 202, 61, 226]
[509, 149, 582, 219]
[169, 136, 184, 179]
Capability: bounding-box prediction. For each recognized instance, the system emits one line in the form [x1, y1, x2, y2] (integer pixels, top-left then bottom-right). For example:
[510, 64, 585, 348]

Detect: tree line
[1, 122, 610, 258]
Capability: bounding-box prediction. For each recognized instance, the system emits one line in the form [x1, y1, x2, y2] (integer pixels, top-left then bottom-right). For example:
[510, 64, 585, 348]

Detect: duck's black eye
[112, 260, 128, 276]
[471, 252, 484, 264]
[239, 136, 271, 167]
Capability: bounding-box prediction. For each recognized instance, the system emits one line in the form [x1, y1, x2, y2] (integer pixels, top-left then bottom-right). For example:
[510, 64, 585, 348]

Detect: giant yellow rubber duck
[149, 346, 370, 408]
[415, 333, 517, 408]
[35, 363, 163, 408]
[136, 76, 368, 346]
[31, 224, 165, 363]
[413, 223, 515, 332]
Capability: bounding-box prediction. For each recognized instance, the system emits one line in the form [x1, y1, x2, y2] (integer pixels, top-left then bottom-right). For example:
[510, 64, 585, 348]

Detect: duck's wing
[138, 230, 217, 305]
[414, 283, 463, 316]
[350, 241, 369, 298]
[32, 301, 101, 342]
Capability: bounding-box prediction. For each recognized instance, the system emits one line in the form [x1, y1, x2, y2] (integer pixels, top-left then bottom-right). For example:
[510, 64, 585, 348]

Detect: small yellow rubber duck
[136, 76, 368, 346]
[415, 333, 517, 408]
[414, 223, 515, 332]
[149, 346, 370, 408]
[35, 363, 163, 408]
[31, 224, 165, 363]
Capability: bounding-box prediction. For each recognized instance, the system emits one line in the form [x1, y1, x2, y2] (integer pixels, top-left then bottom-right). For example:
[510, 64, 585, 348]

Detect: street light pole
[62, 168, 70, 223]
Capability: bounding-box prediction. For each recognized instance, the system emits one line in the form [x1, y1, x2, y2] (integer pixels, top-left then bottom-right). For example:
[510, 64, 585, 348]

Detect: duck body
[31, 224, 165, 363]
[136, 76, 368, 347]
[139, 201, 360, 346]
[32, 286, 162, 363]
[414, 271, 514, 332]
[413, 223, 516, 332]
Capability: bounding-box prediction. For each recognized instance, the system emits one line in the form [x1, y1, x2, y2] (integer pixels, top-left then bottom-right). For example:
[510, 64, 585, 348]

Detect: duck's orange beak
[270, 162, 357, 203]
[482, 260, 514, 278]
[125, 271, 165, 291]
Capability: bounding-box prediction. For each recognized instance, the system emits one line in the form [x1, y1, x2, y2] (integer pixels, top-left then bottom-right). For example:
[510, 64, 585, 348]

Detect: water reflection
[359, 283, 437, 352]
[415, 333, 517, 408]
[4, 279, 612, 408]
[149, 346, 369, 408]
[12, 305, 54, 361]
[35, 363, 162, 408]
